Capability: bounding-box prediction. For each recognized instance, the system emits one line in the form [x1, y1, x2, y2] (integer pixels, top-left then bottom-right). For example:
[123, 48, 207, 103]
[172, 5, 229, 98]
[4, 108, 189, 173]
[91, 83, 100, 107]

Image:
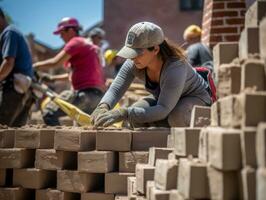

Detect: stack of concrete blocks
[210, 1, 266, 199]
[95, 127, 169, 200]
[0, 127, 104, 200]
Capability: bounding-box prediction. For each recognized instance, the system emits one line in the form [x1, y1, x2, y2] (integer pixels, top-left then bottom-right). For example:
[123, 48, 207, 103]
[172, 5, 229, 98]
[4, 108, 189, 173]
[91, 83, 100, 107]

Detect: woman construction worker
[34, 17, 105, 126]
[91, 21, 212, 128]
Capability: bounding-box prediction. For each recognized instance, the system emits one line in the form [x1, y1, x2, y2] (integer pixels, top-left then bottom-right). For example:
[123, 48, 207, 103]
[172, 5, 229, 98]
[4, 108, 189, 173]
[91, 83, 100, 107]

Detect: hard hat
[104, 49, 117, 65]
[53, 17, 82, 35]
[183, 25, 202, 40]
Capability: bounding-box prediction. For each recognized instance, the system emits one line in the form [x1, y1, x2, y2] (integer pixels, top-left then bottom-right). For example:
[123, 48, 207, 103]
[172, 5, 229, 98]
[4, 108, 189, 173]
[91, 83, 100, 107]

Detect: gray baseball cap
[117, 22, 164, 59]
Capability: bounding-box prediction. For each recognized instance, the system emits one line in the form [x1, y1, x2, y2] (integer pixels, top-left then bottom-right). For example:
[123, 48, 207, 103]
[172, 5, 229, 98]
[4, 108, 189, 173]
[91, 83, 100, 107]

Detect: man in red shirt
[34, 17, 105, 126]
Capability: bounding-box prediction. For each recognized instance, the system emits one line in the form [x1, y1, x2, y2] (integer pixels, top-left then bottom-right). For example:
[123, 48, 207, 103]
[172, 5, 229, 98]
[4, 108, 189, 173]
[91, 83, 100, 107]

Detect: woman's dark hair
[148, 38, 186, 63]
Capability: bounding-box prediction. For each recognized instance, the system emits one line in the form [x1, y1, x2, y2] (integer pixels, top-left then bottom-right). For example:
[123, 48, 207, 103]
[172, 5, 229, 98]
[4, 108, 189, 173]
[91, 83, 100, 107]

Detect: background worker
[183, 25, 213, 71]
[91, 22, 212, 128]
[0, 8, 34, 127]
[88, 27, 108, 67]
[104, 49, 124, 78]
[34, 17, 105, 126]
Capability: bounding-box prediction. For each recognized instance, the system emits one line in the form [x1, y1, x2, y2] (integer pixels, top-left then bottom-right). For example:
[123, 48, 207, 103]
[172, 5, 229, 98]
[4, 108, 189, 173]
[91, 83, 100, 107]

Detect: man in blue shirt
[0, 8, 34, 126]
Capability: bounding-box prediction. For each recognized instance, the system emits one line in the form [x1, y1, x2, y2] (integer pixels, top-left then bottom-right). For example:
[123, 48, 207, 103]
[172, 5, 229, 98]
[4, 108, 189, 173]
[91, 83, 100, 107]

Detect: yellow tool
[32, 83, 122, 127]
[32, 83, 92, 126]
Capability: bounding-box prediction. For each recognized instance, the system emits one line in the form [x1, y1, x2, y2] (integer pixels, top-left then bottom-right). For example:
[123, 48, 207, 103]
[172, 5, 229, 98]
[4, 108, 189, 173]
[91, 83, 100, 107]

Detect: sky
[0, 0, 103, 48]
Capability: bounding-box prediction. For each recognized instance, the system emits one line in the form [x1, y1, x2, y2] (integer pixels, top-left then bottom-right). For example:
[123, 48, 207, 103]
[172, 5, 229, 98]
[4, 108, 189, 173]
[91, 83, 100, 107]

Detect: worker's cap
[183, 25, 202, 40]
[53, 17, 82, 35]
[117, 22, 164, 59]
[89, 27, 105, 38]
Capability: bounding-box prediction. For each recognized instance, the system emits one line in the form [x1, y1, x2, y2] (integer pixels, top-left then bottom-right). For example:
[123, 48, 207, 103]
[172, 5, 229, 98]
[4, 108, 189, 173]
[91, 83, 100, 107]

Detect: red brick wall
[103, 0, 203, 50]
[202, 0, 246, 48]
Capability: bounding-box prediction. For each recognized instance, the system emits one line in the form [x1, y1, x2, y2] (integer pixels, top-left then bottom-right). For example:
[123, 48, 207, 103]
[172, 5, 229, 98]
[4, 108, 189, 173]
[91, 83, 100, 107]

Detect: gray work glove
[91, 103, 109, 124]
[94, 108, 128, 127]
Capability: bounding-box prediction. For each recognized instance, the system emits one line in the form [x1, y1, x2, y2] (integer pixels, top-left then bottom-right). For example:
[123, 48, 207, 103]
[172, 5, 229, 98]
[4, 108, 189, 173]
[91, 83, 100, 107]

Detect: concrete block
[167, 134, 174, 148]
[241, 59, 265, 91]
[241, 167, 256, 200]
[178, 158, 209, 199]
[96, 129, 132, 151]
[208, 128, 242, 170]
[146, 181, 155, 200]
[13, 168, 56, 189]
[105, 172, 135, 194]
[257, 123, 266, 167]
[119, 151, 148, 172]
[257, 167, 266, 200]
[54, 129, 96, 151]
[0, 129, 15, 148]
[0, 169, 6, 186]
[211, 101, 220, 126]
[239, 27, 259, 60]
[235, 92, 266, 127]
[190, 105, 211, 128]
[0, 187, 33, 200]
[128, 177, 137, 197]
[213, 42, 238, 78]
[81, 192, 115, 200]
[171, 128, 201, 157]
[132, 128, 169, 151]
[148, 147, 173, 166]
[245, 0, 266, 27]
[154, 159, 178, 190]
[198, 128, 209, 162]
[0, 148, 35, 168]
[207, 165, 240, 200]
[217, 64, 241, 98]
[15, 128, 54, 149]
[260, 17, 266, 59]
[219, 95, 238, 128]
[150, 186, 170, 200]
[35, 149, 77, 170]
[241, 127, 257, 167]
[169, 190, 184, 200]
[136, 164, 155, 194]
[57, 170, 103, 193]
[36, 189, 80, 200]
[78, 151, 117, 173]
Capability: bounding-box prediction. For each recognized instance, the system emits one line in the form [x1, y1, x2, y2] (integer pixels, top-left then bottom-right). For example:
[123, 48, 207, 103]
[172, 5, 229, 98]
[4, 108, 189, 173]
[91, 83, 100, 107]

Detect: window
[180, 0, 204, 11]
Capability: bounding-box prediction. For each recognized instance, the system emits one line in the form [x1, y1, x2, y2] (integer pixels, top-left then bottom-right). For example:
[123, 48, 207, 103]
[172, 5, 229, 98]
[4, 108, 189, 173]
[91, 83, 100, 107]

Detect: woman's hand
[94, 108, 128, 127]
[91, 103, 110, 124]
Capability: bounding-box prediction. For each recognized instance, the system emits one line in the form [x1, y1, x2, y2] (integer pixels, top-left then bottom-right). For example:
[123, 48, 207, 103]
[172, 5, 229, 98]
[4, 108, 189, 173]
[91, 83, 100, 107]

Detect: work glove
[94, 108, 128, 127]
[91, 103, 110, 124]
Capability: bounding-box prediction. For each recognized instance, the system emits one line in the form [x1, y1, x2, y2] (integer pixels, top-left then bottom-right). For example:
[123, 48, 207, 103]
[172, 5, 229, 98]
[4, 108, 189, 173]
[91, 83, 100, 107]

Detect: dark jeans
[42, 88, 104, 126]
[0, 83, 34, 127]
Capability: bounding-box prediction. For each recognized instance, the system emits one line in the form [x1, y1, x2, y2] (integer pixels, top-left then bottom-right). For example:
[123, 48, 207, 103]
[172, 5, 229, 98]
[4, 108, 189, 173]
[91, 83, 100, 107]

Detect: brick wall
[202, 0, 246, 48]
[103, 0, 203, 50]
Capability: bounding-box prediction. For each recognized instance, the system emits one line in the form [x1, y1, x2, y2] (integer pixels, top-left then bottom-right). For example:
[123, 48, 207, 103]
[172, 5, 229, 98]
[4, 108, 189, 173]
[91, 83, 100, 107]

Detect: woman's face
[132, 48, 158, 69]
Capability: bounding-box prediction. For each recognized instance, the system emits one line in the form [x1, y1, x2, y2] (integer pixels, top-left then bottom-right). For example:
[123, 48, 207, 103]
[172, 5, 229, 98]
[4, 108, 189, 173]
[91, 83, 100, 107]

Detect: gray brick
[132, 128, 169, 151]
[13, 168, 56, 189]
[54, 129, 96, 151]
[96, 129, 132, 151]
[239, 27, 259, 60]
[119, 151, 148, 173]
[35, 149, 76, 170]
[245, 0, 266, 27]
[78, 151, 116, 173]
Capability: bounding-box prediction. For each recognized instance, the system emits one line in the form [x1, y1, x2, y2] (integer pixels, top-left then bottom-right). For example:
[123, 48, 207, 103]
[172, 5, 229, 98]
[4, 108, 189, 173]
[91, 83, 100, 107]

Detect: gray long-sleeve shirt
[100, 58, 211, 124]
